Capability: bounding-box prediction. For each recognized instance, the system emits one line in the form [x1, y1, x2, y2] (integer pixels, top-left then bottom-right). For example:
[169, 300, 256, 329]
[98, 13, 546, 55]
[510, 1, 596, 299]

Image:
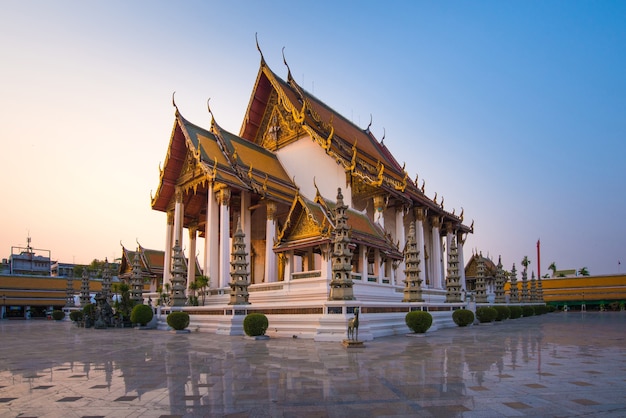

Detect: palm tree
[197, 275, 210, 305]
[578, 267, 590, 276]
[188, 280, 199, 306]
[548, 262, 557, 277]
[521, 256, 531, 272]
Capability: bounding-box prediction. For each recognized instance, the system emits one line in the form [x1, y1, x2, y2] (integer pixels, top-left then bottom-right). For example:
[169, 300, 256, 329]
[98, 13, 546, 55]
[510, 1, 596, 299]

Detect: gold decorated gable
[288, 210, 324, 240]
[260, 93, 303, 151]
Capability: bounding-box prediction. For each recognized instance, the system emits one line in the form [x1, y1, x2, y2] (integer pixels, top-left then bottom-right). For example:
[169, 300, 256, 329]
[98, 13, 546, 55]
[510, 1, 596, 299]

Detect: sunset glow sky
[1, 1, 625, 276]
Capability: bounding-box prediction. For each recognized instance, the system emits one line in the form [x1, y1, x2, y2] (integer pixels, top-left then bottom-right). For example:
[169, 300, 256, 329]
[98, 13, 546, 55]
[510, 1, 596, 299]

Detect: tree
[196, 275, 209, 305]
[188, 280, 199, 306]
[521, 256, 531, 271]
[548, 262, 557, 277]
[578, 267, 590, 276]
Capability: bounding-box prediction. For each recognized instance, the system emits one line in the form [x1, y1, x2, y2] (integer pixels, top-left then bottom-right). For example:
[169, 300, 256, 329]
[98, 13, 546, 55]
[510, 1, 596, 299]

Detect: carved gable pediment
[287, 210, 323, 241]
[259, 94, 303, 151]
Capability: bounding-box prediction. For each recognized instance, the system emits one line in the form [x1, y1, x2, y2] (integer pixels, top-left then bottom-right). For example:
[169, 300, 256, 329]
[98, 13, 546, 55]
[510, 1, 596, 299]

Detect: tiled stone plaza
[1, 312, 625, 417]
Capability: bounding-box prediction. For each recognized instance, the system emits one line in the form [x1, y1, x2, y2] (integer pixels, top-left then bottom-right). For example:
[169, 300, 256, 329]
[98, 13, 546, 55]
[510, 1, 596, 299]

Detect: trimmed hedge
[130, 304, 154, 326]
[82, 303, 95, 319]
[405, 311, 433, 333]
[476, 307, 497, 323]
[493, 305, 511, 321]
[69, 310, 83, 322]
[52, 310, 65, 321]
[452, 309, 474, 327]
[167, 311, 190, 330]
[534, 304, 548, 315]
[522, 305, 535, 317]
[243, 313, 269, 336]
[509, 305, 523, 319]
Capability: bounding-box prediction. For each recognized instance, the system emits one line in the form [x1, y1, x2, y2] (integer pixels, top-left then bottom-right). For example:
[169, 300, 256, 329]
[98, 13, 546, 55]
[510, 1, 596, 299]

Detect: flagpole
[537, 239, 541, 278]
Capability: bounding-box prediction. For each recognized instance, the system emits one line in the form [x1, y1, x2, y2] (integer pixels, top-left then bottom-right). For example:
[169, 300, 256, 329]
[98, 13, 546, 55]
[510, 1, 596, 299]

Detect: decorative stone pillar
[131, 249, 144, 304]
[205, 183, 219, 289]
[163, 211, 174, 291]
[414, 207, 427, 287]
[229, 219, 250, 305]
[444, 222, 454, 281]
[530, 271, 537, 302]
[494, 256, 506, 303]
[240, 191, 251, 277]
[169, 240, 187, 307]
[101, 259, 112, 303]
[430, 216, 443, 289]
[537, 275, 544, 302]
[475, 253, 488, 303]
[79, 268, 90, 306]
[187, 225, 197, 293]
[445, 237, 462, 303]
[217, 186, 231, 289]
[402, 222, 423, 302]
[521, 267, 529, 303]
[457, 231, 467, 291]
[509, 264, 519, 303]
[65, 274, 75, 307]
[329, 188, 355, 300]
[265, 201, 277, 283]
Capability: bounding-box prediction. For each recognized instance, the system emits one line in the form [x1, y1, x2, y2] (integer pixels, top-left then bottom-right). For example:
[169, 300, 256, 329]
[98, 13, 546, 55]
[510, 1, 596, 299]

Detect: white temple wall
[276, 138, 351, 205]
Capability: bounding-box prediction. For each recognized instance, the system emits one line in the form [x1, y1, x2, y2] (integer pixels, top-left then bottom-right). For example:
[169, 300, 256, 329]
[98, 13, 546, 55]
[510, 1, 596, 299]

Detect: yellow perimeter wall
[505, 274, 626, 304]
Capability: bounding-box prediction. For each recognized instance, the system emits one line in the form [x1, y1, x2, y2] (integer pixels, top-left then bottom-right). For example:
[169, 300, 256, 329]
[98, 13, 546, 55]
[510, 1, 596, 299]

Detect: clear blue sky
[1, 1, 625, 276]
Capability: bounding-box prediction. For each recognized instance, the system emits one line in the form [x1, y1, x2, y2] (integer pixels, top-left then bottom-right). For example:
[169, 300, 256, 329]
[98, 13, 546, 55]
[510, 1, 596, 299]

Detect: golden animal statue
[347, 307, 360, 341]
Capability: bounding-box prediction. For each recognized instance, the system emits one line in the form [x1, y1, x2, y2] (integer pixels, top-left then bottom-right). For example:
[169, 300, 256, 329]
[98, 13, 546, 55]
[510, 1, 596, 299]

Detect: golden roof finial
[172, 91, 178, 111]
[255, 32, 266, 65]
[366, 114, 373, 132]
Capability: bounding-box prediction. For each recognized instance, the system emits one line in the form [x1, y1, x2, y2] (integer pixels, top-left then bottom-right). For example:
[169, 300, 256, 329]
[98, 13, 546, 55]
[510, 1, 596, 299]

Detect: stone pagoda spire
[445, 237, 462, 303]
[403, 222, 424, 302]
[494, 256, 506, 304]
[65, 273, 75, 307]
[329, 188, 355, 301]
[229, 218, 250, 305]
[521, 266, 529, 303]
[79, 268, 91, 306]
[530, 271, 537, 302]
[537, 273, 544, 302]
[101, 258, 112, 303]
[474, 252, 488, 303]
[509, 263, 519, 303]
[130, 249, 144, 304]
[169, 240, 187, 306]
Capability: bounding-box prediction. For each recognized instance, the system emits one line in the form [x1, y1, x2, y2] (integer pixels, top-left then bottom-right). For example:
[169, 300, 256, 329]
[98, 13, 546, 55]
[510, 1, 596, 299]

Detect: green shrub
[69, 310, 83, 322]
[509, 305, 522, 319]
[167, 311, 190, 330]
[243, 313, 269, 336]
[522, 305, 535, 317]
[405, 310, 433, 333]
[476, 307, 497, 323]
[452, 309, 474, 327]
[534, 304, 548, 315]
[51, 310, 65, 321]
[82, 303, 95, 319]
[130, 304, 154, 326]
[547, 305, 556, 313]
[493, 305, 511, 321]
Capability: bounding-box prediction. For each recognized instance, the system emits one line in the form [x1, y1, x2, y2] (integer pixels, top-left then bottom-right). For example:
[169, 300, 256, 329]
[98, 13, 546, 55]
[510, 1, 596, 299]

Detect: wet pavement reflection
[1, 312, 625, 417]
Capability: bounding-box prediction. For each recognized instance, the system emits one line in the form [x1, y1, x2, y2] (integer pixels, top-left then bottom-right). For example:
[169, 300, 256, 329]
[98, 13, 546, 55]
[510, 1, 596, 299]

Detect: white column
[218, 187, 231, 289]
[205, 183, 219, 289]
[264, 201, 277, 283]
[395, 207, 406, 284]
[173, 188, 184, 248]
[361, 245, 368, 282]
[444, 222, 454, 285]
[415, 208, 427, 288]
[163, 211, 174, 290]
[431, 216, 443, 289]
[186, 226, 197, 293]
[457, 231, 467, 291]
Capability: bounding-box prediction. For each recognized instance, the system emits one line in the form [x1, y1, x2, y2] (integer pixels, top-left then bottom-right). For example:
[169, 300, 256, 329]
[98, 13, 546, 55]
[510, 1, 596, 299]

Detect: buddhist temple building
[150, 46, 473, 339]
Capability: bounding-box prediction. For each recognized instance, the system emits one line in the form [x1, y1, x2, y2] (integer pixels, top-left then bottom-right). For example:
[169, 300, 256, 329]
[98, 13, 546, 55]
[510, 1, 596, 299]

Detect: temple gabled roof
[275, 190, 402, 259]
[239, 51, 471, 233]
[464, 253, 498, 279]
[119, 244, 164, 280]
[151, 109, 298, 215]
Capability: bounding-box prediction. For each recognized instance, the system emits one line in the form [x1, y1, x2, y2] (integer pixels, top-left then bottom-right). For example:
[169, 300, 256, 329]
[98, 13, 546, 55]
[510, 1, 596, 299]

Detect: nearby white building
[150, 48, 473, 340]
